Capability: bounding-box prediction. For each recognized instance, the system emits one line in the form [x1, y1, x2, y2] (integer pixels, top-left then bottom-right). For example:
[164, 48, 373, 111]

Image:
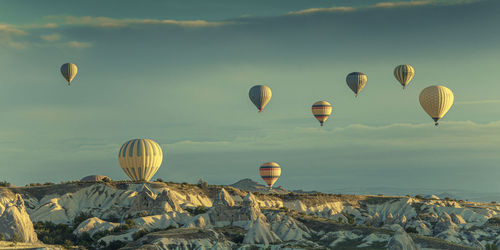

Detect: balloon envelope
[419, 85, 454, 126]
[259, 162, 281, 188]
[346, 72, 367, 97]
[312, 101, 332, 126]
[118, 139, 163, 181]
[60, 63, 78, 85]
[249, 85, 272, 112]
[394, 64, 415, 89]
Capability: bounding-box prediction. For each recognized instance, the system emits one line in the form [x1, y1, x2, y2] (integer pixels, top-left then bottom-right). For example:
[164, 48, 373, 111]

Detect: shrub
[102, 240, 127, 250]
[34, 221, 76, 245]
[486, 243, 499, 250]
[63, 239, 74, 249]
[0, 233, 4, 240]
[125, 218, 135, 227]
[132, 230, 148, 241]
[347, 217, 355, 225]
[415, 195, 423, 199]
[492, 201, 497, 204]
[0, 180, 10, 187]
[194, 206, 207, 215]
[73, 211, 93, 226]
[156, 178, 164, 182]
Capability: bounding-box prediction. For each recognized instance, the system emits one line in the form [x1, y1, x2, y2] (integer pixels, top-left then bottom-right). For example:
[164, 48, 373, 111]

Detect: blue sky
[1, 0, 499, 195]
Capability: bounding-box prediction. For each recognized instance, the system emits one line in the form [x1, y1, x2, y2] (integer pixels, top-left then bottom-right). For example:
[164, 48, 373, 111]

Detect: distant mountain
[229, 178, 289, 194]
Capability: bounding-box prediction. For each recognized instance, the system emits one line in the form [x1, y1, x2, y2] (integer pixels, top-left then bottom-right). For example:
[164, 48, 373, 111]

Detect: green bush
[73, 211, 93, 226]
[34, 221, 76, 245]
[415, 195, 423, 199]
[132, 229, 148, 240]
[102, 240, 127, 250]
[0, 233, 4, 240]
[486, 243, 499, 250]
[0, 180, 10, 187]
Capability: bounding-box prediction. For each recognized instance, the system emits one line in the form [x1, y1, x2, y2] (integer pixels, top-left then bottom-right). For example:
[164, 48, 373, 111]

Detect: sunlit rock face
[387, 225, 419, 250]
[121, 228, 234, 250]
[0, 180, 499, 249]
[0, 192, 38, 243]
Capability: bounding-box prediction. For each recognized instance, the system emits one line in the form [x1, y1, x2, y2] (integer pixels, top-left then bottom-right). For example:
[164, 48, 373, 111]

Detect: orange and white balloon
[259, 162, 281, 188]
[312, 101, 332, 126]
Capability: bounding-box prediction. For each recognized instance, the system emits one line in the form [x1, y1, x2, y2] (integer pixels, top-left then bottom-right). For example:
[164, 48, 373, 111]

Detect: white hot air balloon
[118, 139, 163, 182]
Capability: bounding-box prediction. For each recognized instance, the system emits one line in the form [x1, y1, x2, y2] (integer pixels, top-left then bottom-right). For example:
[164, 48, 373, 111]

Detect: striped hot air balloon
[419, 85, 454, 126]
[259, 162, 281, 188]
[249, 85, 272, 112]
[118, 139, 163, 182]
[60, 63, 78, 85]
[394, 64, 415, 89]
[346, 72, 367, 97]
[312, 101, 332, 126]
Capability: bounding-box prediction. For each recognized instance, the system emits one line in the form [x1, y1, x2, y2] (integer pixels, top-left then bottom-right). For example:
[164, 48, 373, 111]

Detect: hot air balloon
[60, 63, 78, 85]
[118, 139, 163, 182]
[259, 162, 281, 189]
[312, 101, 332, 126]
[346, 72, 367, 97]
[249, 85, 272, 112]
[394, 64, 415, 89]
[419, 85, 454, 126]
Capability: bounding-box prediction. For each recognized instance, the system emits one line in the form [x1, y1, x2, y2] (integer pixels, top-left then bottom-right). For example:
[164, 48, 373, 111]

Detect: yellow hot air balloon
[118, 139, 163, 182]
[419, 85, 454, 126]
[259, 162, 281, 189]
[346, 72, 367, 97]
[394, 64, 415, 89]
[312, 101, 332, 126]
[249, 85, 272, 112]
[60, 63, 78, 85]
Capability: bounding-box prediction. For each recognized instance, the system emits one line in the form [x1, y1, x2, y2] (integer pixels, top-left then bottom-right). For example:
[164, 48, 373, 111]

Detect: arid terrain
[0, 179, 499, 249]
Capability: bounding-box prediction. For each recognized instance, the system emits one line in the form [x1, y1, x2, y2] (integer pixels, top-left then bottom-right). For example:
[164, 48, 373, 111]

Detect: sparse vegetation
[102, 240, 127, 249]
[415, 195, 423, 199]
[186, 205, 207, 215]
[156, 178, 164, 182]
[486, 243, 499, 250]
[0, 180, 10, 187]
[73, 211, 93, 226]
[34, 221, 75, 245]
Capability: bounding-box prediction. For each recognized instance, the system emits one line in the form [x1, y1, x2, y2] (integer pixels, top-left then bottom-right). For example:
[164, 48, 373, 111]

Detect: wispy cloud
[288, 0, 477, 15]
[40, 33, 61, 42]
[456, 100, 500, 105]
[373, 1, 434, 8]
[163, 120, 500, 153]
[66, 40, 92, 49]
[45, 15, 234, 28]
[288, 7, 356, 15]
[0, 23, 28, 49]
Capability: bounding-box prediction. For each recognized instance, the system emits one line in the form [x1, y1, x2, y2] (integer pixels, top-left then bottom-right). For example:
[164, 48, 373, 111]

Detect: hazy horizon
[1, 0, 499, 195]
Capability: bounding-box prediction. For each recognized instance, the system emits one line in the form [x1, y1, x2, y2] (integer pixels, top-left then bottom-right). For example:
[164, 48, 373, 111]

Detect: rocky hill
[0, 179, 499, 249]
